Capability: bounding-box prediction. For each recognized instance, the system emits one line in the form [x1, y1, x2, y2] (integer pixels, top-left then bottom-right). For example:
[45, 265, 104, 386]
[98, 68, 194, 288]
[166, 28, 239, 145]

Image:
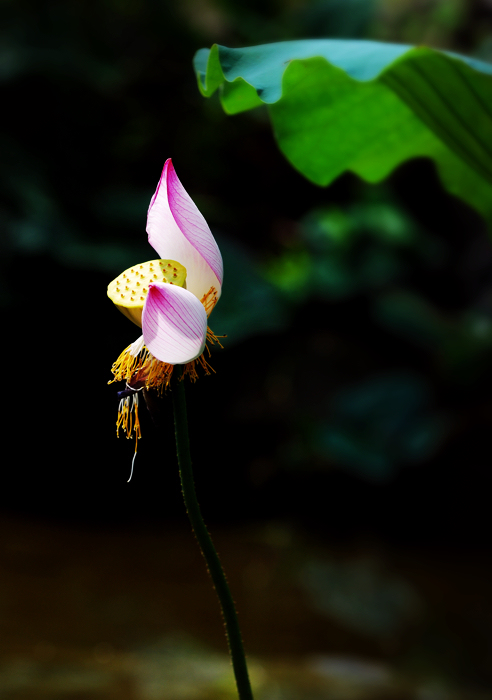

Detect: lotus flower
[107, 158, 223, 443]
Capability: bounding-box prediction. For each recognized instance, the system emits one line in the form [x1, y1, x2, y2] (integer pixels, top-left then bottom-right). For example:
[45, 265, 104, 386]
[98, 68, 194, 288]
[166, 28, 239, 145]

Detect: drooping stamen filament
[116, 392, 141, 443]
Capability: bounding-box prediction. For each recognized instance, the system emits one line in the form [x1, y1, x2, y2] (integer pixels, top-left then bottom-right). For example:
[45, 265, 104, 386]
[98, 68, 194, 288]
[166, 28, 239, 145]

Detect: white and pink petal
[146, 159, 223, 302]
[141, 282, 208, 365]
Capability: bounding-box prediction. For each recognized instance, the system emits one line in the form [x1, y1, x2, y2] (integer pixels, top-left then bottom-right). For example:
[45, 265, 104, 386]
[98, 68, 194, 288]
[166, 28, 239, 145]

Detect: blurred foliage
[295, 0, 377, 39]
[263, 195, 442, 301]
[259, 197, 447, 480]
[375, 291, 492, 382]
[209, 236, 289, 344]
[312, 371, 446, 481]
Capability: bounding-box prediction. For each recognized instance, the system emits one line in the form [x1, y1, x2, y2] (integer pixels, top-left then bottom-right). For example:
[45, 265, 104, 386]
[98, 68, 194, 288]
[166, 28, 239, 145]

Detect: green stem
[171, 366, 254, 700]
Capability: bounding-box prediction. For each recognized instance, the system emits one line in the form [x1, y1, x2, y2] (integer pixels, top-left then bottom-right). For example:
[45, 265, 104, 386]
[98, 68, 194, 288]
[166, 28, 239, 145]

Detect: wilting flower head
[108, 159, 223, 444]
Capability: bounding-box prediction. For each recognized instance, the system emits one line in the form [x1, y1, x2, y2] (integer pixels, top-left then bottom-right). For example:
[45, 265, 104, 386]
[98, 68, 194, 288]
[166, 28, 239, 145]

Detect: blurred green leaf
[297, 0, 376, 39]
[210, 235, 289, 344]
[314, 372, 446, 480]
[375, 291, 492, 381]
[194, 40, 492, 224]
[264, 198, 435, 301]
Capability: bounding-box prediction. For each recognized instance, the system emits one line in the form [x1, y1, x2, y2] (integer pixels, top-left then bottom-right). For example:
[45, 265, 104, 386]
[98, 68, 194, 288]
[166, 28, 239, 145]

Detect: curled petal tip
[146, 159, 223, 301]
[148, 158, 172, 214]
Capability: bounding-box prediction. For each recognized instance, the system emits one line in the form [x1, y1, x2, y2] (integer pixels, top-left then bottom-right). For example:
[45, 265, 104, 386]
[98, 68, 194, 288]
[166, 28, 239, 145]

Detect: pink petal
[142, 282, 208, 364]
[147, 159, 223, 302]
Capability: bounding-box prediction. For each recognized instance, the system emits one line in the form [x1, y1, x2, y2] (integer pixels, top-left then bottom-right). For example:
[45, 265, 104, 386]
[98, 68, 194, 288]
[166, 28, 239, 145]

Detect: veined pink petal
[142, 282, 208, 364]
[147, 159, 223, 302]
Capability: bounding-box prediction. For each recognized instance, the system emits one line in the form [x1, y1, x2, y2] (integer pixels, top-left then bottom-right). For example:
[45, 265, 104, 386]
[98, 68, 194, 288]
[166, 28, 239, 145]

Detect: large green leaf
[194, 41, 492, 223]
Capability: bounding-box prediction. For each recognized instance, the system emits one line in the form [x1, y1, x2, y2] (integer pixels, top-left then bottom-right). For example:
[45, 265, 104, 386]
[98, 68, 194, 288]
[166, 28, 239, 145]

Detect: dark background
[2, 0, 492, 698]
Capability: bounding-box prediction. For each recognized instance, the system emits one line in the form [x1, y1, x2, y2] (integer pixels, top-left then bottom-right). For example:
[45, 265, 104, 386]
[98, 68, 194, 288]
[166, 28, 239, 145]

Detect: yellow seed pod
[107, 259, 187, 327]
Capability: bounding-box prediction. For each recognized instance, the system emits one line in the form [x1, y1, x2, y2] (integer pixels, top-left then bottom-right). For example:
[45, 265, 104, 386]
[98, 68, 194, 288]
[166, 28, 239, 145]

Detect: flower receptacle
[107, 259, 187, 327]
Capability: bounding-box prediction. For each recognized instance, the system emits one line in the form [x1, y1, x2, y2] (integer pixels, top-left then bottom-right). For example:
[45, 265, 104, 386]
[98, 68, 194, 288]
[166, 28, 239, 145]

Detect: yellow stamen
[201, 286, 219, 317]
[116, 393, 141, 442]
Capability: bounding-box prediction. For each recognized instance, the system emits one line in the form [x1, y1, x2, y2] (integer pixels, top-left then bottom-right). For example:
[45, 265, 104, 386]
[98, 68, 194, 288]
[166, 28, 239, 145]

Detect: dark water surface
[1, 516, 491, 699]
